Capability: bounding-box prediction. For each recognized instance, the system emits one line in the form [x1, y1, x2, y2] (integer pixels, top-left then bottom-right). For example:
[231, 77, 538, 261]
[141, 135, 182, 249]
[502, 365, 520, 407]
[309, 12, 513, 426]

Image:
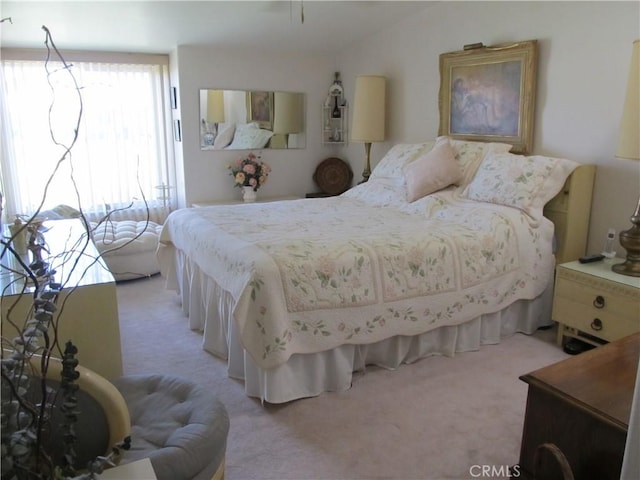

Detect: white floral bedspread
[159, 189, 555, 369]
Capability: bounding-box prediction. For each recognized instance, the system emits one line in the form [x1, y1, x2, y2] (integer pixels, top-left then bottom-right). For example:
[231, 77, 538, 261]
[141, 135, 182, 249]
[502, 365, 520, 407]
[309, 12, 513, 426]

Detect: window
[1, 51, 176, 224]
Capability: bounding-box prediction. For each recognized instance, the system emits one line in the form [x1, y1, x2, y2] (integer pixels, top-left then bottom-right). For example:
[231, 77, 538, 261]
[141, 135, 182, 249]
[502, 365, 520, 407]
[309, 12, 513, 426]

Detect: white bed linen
[157, 136, 584, 403]
[165, 248, 553, 403]
[158, 190, 558, 402]
[159, 189, 555, 369]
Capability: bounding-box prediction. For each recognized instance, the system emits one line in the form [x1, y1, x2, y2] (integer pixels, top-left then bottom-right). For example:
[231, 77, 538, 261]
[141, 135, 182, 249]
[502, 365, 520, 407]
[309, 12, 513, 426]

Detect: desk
[1, 219, 122, 379]
[517, 333, 638, 479]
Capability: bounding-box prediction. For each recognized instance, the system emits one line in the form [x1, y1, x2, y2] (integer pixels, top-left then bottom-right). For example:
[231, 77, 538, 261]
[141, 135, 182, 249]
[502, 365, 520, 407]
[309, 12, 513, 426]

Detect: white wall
[170, 2, 639, 254]
[171, 45, 340, 206]
[336, 1, 639, 254]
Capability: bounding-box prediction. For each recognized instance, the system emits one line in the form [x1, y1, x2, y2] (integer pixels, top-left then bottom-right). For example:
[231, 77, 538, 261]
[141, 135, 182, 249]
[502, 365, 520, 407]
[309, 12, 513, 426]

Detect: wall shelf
[322, 72, 347, 145]
[322, 96, 347, 145]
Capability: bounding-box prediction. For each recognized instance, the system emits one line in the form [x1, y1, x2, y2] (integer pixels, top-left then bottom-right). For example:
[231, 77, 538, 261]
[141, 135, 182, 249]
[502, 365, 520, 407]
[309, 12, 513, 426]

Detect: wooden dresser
[517, 333, 639, 479]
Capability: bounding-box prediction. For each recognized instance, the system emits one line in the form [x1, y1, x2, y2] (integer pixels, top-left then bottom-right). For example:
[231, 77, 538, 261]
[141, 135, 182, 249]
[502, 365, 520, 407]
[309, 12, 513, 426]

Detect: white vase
[242, 186, 257, 203]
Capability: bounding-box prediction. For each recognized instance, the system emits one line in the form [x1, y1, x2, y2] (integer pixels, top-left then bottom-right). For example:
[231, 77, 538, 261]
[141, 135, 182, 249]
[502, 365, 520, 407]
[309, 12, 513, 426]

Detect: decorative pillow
[403, 138, 463, 202]
[462, 152, 579, 218]
[226, 123, 274, 149]
[213, 123, 235, 150]
[369, 142, 434, 185]
[440, 137, 512, 188]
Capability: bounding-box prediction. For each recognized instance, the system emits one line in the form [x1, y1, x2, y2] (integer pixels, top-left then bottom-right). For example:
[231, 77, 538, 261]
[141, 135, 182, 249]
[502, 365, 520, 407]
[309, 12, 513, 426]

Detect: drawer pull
[593, 295, 605, 309]
[591, 318, 603, 331]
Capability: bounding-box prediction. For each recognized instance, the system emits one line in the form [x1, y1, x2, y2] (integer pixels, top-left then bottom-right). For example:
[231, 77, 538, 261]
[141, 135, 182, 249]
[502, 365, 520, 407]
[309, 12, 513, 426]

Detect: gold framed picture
[438, 40, 537, 154]
[247, 91, 274, 130]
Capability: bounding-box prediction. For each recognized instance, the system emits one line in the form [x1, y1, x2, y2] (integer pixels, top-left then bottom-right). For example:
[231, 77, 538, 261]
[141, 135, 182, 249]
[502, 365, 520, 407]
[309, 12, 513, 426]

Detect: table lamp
[612, 39, 640, 277]
[351, 75, 386, 183]
[203, 90, 225, 146]
[273, 92, 303, 148]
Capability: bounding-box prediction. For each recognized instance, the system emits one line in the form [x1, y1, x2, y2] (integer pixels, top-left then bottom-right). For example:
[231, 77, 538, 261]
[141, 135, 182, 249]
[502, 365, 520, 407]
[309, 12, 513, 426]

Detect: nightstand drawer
[553, 269, 640, 342]
[553, 296, 639, 342]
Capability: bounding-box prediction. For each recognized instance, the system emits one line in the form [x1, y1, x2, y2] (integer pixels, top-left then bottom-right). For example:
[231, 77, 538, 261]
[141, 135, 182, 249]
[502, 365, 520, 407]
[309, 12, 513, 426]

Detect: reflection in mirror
[200, 89, 305, 150]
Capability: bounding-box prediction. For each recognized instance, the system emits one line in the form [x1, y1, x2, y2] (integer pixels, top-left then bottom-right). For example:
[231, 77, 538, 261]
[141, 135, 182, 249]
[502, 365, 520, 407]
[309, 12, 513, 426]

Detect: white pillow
[213, 123, 236, 150]
[440, 137, 513, 188]
[226, 123, 274, 149]
[462, 152, 580, 218]
[403, 138, 463, 202]
[369, 142, 435, 185]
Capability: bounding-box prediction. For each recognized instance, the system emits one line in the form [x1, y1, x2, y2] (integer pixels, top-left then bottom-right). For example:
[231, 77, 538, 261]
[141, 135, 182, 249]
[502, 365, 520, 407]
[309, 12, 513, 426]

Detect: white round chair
[24, 355, 131, 471]
[113, 374, 230, 480]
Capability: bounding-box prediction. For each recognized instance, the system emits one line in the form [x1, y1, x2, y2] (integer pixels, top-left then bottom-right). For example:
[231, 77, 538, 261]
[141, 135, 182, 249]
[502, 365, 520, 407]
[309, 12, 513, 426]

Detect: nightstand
[192, 195, 299, 207]
[552, 259, 640, 347]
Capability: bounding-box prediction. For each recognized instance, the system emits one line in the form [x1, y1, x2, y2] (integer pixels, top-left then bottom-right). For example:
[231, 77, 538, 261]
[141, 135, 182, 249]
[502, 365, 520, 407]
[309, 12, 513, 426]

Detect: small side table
[552, 258, 640, 347]
[192, 195, 299, 207]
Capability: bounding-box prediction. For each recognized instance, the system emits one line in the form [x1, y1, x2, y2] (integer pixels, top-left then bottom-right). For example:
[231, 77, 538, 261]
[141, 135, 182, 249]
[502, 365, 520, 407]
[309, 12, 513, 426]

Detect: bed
[158, 137, 595, 403]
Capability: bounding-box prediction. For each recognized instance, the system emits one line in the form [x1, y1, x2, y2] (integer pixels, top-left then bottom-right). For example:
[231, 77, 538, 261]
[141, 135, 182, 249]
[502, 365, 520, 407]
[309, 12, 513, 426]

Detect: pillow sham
[461, 152, 579, 218]
[440, 137, 512, 188]
[226, 123, 274, 149]
[213, 123, 236, 150]
[369, 142, 434, 185]
[403, 138, 463, 202]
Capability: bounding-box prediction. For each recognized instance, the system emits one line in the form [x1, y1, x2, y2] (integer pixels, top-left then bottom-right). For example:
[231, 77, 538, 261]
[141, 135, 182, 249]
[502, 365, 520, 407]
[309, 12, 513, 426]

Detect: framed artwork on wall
[438, 40, 537, 153]
[247, 91, 274, 130]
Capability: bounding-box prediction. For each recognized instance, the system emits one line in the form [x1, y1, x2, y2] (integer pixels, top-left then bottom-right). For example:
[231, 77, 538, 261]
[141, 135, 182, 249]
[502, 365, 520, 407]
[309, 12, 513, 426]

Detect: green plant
[0, 26, 133, 479]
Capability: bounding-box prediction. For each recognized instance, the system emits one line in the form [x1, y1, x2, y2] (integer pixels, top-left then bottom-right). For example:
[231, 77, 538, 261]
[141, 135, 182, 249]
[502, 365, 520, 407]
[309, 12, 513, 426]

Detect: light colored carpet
[116, 274, 569, 480]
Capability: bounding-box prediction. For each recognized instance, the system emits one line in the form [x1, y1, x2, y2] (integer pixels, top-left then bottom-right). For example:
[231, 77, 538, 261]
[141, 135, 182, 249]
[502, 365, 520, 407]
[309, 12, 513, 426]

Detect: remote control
[578, 253, 605, 264]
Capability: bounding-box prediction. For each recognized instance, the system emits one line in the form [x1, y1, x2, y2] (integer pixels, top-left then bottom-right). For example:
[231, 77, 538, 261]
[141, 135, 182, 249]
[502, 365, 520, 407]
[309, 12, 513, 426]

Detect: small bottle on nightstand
[602, 228, 617, 259]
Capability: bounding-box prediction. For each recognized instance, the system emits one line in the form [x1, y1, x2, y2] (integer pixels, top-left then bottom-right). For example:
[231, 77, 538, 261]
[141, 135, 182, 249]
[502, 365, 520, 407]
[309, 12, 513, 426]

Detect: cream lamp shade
[351, 75, 386, 142]
[617, 39, 640, 160]
[612, 39, 640, 277]
[351, 75, 386, 182]
[206, 90, 225, 124]
[273, 91, 303, 134]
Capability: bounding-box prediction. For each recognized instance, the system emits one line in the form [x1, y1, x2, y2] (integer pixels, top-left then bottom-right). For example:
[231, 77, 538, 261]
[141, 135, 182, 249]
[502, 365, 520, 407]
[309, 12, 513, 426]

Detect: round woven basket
[313, 157, 353, 195]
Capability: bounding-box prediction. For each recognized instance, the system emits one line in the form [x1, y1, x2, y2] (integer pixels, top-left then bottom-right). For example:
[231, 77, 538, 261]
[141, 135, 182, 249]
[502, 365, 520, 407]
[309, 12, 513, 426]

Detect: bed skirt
[162, 248, 554, 404]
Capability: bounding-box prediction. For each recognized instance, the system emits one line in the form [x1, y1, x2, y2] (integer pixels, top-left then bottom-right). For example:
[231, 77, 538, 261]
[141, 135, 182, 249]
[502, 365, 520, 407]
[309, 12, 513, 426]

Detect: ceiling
[0, 1, 432, 55]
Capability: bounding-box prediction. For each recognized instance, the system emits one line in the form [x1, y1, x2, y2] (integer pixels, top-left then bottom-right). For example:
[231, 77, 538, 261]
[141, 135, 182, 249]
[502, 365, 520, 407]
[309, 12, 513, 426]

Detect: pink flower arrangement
[228, 152, 271, 191]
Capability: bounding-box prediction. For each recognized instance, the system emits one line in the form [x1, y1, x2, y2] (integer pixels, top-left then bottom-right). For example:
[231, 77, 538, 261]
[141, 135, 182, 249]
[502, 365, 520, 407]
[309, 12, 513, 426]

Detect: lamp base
[612, 259, 640, 277]
[612, 197, 640, 277]
[359, 142, 372, 184]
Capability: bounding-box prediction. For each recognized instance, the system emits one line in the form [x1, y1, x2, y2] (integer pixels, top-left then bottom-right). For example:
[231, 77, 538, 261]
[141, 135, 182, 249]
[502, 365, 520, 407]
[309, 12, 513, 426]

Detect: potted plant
[1, 27, 135, 479]
[228, 152, 271, 202]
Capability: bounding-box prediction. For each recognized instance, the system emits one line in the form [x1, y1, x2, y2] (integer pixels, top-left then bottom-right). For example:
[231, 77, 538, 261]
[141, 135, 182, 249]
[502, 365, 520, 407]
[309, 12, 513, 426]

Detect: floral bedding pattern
[160, 189, 555, 369]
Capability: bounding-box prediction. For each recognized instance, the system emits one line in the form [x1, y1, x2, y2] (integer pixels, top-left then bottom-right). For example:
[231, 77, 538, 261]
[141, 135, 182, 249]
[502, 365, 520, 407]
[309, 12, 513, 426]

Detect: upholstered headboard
[544, 164, 596, 264]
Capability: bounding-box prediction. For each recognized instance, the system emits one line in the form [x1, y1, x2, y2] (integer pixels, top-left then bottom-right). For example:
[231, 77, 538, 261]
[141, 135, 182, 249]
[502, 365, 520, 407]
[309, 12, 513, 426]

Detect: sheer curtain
[1, 56, 176, 224]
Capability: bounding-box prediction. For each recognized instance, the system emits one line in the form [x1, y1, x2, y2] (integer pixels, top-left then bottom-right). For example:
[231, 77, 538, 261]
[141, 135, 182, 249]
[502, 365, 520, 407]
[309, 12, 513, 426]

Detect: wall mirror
[199, 89, 306, 150]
